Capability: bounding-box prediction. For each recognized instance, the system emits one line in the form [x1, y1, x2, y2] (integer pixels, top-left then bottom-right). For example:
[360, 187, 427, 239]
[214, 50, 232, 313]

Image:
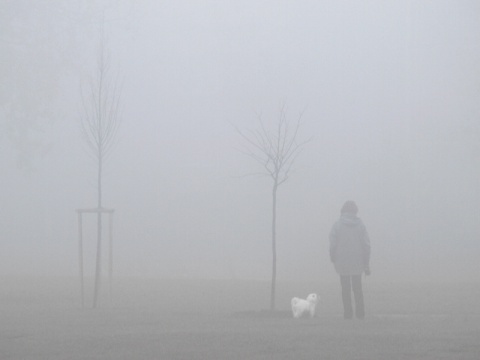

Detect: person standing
[329, 201, 371, 319]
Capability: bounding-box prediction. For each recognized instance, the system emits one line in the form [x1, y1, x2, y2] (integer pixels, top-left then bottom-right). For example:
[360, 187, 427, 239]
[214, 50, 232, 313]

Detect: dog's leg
[293, 309, 301, 319]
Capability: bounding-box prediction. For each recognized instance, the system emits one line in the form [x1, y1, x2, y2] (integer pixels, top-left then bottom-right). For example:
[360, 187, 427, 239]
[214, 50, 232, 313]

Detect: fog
[2, 0, 480, 285]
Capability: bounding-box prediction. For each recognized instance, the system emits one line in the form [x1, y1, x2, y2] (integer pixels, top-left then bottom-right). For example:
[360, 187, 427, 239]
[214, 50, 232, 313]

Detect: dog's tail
[291, 297, 299, 307]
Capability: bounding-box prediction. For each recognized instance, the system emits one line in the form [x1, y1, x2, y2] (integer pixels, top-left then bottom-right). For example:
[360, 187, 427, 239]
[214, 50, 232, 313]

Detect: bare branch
[79, 25, 122, 208]
[234, 106, 308, 188]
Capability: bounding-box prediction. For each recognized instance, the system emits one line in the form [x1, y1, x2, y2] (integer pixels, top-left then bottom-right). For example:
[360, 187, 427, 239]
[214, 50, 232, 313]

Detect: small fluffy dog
[291, 293, 319, 319]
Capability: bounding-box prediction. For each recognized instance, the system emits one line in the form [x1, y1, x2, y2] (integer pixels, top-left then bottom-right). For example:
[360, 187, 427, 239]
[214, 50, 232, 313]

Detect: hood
[340, 213, 361, 227]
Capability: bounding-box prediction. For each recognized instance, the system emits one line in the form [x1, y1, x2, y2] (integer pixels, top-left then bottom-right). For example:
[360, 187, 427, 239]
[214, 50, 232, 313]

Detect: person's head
[341, 200, 358, 215]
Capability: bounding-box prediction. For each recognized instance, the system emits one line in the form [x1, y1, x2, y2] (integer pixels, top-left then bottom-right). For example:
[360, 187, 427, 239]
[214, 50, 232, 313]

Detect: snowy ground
[1, 278, 479, 359]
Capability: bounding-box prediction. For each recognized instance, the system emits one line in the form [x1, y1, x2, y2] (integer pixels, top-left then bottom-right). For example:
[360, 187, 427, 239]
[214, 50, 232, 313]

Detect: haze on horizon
[1, 0, 480, 285]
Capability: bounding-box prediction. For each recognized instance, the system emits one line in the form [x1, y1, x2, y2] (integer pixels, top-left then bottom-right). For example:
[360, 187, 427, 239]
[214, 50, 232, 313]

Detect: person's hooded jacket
[329, 213, 370, 276]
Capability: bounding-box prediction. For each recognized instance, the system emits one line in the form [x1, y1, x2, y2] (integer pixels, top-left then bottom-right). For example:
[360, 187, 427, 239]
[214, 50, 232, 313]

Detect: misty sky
[1, 0, 480, 283]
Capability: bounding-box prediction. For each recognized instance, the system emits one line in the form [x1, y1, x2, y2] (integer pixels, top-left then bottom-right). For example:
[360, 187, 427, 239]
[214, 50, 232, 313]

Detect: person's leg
[340, 276, 353, 319]
[352, 275, 365, 319]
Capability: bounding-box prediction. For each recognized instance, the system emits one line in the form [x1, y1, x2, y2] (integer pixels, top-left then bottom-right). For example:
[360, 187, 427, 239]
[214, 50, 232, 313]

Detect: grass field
[1, 278, 479, 359]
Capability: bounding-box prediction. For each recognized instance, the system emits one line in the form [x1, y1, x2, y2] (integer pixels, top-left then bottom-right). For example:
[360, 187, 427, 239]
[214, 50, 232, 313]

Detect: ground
[1, 278, 479, 359]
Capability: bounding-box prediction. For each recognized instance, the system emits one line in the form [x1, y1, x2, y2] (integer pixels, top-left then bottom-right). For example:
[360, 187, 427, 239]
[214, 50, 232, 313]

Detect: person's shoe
[356, 311, 365, 319]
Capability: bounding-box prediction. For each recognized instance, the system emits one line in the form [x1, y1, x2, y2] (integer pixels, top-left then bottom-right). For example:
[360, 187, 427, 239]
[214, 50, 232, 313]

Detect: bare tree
[80, 32, 122, 308]
[235, 104, 309, 311]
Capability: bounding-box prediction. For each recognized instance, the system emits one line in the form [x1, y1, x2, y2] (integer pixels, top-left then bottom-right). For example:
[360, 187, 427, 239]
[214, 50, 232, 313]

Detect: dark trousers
[340, 275, 365, 319]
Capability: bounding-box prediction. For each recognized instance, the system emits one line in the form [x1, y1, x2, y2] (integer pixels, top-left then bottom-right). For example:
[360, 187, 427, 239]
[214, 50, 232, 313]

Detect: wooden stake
[77, 211, 84, 308]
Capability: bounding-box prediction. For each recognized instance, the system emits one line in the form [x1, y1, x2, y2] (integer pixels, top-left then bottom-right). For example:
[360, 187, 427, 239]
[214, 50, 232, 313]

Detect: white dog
[291, 293, 319, 319]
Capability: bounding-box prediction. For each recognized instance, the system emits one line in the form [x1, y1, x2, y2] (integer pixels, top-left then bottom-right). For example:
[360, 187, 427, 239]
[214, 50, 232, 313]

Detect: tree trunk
[93, 150, 103, 308]
[93, 212, 102, 307]
[270, 181, 278, 311]
[77, 212, 84, 308]
[108, 212, 113, 303]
